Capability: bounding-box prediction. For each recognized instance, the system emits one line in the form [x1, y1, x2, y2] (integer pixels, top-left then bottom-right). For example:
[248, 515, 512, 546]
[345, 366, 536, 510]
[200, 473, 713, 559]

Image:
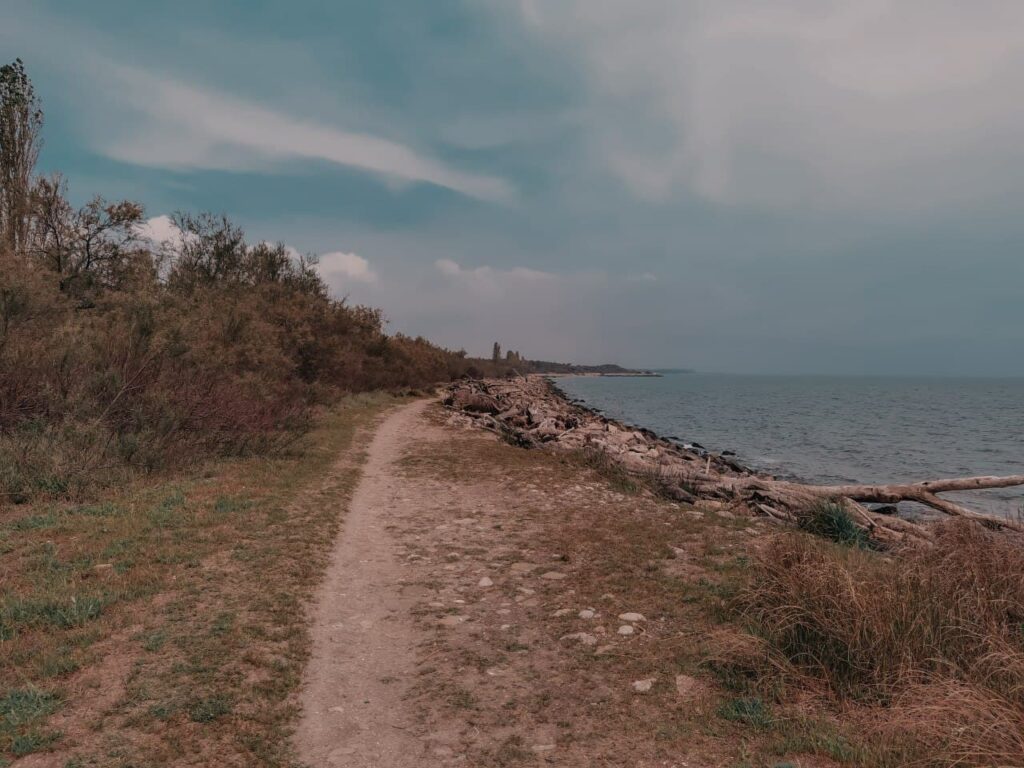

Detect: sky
[4, 0, 1024, 375]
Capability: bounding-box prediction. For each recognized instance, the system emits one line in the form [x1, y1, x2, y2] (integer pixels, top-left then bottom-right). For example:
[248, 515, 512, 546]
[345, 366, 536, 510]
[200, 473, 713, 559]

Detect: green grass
[717, 697, 773, 729]
[0, 689, 60, 756]
[0, 594, 105, 638]
[187, 695, 233, 723]
[799, 502, 874, 548]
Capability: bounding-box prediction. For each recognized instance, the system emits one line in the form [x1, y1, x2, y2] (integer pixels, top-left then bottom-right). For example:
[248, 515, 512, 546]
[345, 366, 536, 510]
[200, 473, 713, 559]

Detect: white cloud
[512, 1, 1024, 211]
[135, 214, 184, 248]
[101, 68, 514, 203]
[317, 251, 378, 284]
[435, 258, 463, 277]
[435, 258, 555, 283]
[433, 258, 560, 298]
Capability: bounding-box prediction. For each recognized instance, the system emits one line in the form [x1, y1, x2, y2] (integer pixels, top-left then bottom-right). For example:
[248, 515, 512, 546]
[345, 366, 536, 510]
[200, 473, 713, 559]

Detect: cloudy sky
[5, 1, 1024, 374]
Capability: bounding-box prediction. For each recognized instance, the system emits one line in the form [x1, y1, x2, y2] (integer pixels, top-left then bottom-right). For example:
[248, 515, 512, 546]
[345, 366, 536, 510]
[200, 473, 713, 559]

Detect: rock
[578, 609, 596, 619]
[632, 677, 656, 693]
[540, 571, 567, 581]
[560, 632, 597, 646]
[93, 563, 114, 576]
[551, 608, 573, 617]
[438, 615, 465, 627]
[618, 612, 645, 622]
[617, 625, 635, 636]
[477, 576, 494, 588]
[509, 562, 536, 575]
[674, 674, 706, 701]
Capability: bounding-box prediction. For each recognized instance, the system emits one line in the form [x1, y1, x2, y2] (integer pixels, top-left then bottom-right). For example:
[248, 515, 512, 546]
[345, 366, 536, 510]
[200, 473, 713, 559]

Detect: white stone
[632, 677, 656, 693]
[478, 577, 494, 588]
[578, 609, 596, 620]
[617, 625, 635, 636]
[618, 612, 645, 622]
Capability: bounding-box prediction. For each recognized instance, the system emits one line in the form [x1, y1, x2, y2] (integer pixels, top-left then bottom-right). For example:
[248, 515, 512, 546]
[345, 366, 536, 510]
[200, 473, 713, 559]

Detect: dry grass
[400, 412, 875, 766]
[735, 520, 1024, 765]
[0, 393, 399, 766]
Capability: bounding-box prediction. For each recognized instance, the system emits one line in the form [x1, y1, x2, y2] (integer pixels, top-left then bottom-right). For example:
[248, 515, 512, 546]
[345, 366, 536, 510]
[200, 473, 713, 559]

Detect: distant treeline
[0, 59, 559, 502]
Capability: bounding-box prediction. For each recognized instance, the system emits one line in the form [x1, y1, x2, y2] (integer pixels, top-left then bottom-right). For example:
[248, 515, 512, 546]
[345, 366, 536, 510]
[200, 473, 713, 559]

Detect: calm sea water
[556, 374, 1024, 518]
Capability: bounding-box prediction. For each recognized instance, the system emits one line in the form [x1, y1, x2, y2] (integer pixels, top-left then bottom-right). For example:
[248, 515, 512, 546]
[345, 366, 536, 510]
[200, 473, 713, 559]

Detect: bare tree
[0, 59, 43, 254]
[29, 174, 145, 298]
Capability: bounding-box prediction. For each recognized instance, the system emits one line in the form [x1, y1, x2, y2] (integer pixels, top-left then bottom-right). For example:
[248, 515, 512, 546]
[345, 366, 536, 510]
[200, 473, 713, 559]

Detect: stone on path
[618, 612, 645, 622]
[617, 625, 635, 636]
[632, 677, 656, 693]
[675, 674, 707, 701]
[477, 576, 494, 588]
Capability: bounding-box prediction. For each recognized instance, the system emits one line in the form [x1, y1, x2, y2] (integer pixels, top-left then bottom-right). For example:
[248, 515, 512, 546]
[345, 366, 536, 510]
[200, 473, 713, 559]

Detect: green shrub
[717, 696, 772, 729]
[798, 501, 873, 548]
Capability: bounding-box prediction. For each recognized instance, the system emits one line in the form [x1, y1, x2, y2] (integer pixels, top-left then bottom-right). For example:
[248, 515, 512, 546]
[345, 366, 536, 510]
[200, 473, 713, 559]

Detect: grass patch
[0, 594, 105, 638]
[798, 501, 874, 549]
[0, 393, 400, 765]
[0, 689, 59, 756]
[187, 695, 233, 723]
[717, 697, 773, 729]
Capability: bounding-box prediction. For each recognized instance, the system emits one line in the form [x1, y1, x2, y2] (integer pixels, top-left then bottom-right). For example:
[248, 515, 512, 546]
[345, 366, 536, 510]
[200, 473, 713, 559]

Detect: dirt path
[294, 399, 795, 767]
[295, 399, 433, 767]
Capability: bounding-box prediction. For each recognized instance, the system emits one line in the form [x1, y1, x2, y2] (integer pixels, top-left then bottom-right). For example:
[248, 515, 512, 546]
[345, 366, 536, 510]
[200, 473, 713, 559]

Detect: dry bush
[0, 216, 482, 504]
[737, 520, 1024, 765]
[881, 678, 1024, 766]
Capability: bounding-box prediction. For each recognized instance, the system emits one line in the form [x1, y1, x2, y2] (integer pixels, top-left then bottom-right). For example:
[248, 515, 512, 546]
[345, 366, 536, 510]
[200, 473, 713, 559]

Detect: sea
[555, 373, 1024, 519]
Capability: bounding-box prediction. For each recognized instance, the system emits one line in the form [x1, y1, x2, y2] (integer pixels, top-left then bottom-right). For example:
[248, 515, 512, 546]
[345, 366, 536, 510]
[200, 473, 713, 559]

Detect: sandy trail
[294, 397, 745, 767]
[294, 399, 433, 768]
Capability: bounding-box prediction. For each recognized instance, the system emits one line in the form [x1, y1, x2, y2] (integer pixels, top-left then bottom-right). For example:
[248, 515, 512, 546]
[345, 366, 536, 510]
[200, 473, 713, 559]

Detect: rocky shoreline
[443, 376, 1024, 544]
[443, 375, 755, 508]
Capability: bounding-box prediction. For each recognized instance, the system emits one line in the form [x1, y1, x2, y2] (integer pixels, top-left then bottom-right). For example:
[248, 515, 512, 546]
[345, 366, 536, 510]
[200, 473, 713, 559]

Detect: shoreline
[444, 376, 1024, 539]
[444, 375, 755, 509]
[552, 373, 1024, 521]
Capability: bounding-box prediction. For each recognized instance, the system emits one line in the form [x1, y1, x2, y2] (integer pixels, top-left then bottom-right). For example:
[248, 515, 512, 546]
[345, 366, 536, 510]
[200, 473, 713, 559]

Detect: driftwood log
[443, 376, 1024, 545]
